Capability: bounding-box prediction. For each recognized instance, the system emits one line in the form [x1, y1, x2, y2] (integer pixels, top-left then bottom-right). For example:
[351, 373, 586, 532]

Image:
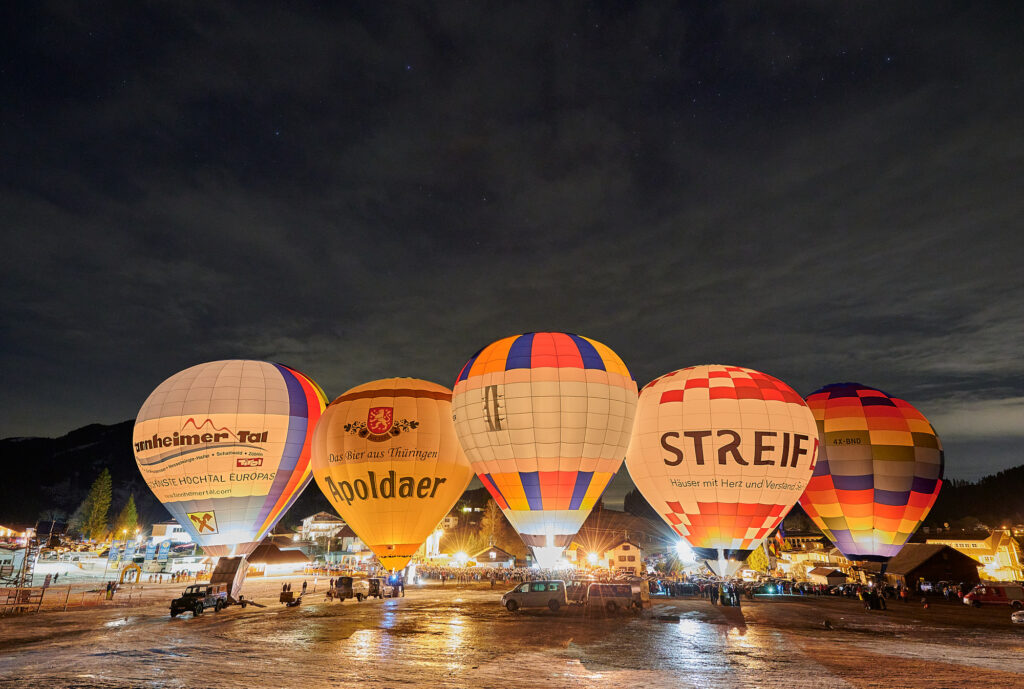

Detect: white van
[501, 580, 568, 612]
[586, 583, 635, 612]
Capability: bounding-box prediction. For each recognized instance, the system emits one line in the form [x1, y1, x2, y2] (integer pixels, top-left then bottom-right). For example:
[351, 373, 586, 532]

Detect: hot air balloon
[625, 365, 818, 575]
[133, 360, 327, 557]
[798, 383, 944, 563]
[451, 332, 638, 568]
[310, 378, 473, 571]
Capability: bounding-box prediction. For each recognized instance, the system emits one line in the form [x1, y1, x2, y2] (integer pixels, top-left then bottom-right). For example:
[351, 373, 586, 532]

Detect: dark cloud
[1, 2, 1021, 481]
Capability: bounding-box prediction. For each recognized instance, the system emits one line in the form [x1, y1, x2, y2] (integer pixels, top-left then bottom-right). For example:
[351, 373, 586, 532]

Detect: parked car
[367, 577, 397, 599]
[628, 580, 652, 609]
[328, 576, 354, 601]
[501, 580, 567, 612]
[586, 583, 635, 612]
[1012, 609, 1024, 625]
[170, 583, 228, 617]
[566, 579, 597, 604]
[963, 583, 1024, 609]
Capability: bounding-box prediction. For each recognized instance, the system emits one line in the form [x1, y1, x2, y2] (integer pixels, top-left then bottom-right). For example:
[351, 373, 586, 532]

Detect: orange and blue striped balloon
[451, 333, 638, 567]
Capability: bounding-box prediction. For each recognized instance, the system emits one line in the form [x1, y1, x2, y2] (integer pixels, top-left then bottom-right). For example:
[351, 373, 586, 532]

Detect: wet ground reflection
[0, 588, 1021, 688]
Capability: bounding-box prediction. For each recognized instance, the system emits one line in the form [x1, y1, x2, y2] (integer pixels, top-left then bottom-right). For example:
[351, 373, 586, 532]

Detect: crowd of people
[414, 565, 632, 587]
[136, 572, 196, 584]
[305, 561, 977, 612]
[650, 578, 974, 610]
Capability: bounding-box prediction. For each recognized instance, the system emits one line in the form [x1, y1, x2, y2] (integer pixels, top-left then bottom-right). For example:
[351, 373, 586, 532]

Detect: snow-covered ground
[1, 579, 1022, 688]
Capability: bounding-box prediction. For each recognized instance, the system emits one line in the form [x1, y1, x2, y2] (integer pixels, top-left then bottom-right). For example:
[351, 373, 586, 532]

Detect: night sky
[2, 3, 1021, 489]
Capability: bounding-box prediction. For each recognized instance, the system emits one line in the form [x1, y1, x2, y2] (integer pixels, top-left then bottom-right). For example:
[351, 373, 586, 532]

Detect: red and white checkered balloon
[625, 365, 818, 574]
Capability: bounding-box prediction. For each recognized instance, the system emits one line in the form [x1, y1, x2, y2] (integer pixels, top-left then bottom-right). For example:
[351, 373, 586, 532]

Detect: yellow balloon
[311, 378, 473, 570]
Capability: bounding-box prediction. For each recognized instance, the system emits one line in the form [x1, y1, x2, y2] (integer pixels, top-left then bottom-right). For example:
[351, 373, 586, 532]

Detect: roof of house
[884, 544, 957, 575]
[337, 525, 359, 539]
[472, 545, 516, 559]
[604, 540, 642, 552]
[925, 530, 1019, 557]
[808, 567, 846, 577]
[303, 511, 344, 524]
[247, 543, 311, 565]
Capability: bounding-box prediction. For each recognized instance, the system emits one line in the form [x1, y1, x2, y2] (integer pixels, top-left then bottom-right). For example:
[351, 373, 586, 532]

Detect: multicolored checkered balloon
[798, 383, 944, 562]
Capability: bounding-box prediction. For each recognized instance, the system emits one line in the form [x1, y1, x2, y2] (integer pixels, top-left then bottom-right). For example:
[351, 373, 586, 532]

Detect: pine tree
[113, 494, 138, 536]
[82, 468, 113, 541]
[67, 500, 88, 538]
[623, 488, 659, 520]
[474, 499, 526, 558]
[745, 544, 769, 573]
[478, 499, 503, 546]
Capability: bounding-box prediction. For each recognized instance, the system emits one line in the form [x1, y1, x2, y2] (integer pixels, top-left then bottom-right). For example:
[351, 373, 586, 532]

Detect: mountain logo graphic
[181, 418, 239, 440]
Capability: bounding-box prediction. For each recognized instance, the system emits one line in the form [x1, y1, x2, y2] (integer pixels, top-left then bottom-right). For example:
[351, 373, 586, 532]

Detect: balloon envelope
[311, 378, 473, 571]
[798, 383, 944, 562]
[133, 360, 327, 557]
[625, 365, 818, 576]
[451, 332, 638, 568]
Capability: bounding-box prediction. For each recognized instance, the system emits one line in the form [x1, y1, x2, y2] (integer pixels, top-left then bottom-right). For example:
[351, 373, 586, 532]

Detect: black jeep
[170, 583, 228, 617]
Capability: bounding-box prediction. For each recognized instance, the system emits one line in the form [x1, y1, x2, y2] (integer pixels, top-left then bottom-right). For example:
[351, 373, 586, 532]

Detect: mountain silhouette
[0, 421, 334, 529]
[1, 421, 1021, 532]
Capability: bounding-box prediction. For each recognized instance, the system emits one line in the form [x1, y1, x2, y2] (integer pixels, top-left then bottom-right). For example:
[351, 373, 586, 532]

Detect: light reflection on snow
[3, 588, 1021, 688]
[446, 615, 465, 670]
[350, 629, 375, 663]
[674, 618, 702, 637]
[727, 626, 753, 649]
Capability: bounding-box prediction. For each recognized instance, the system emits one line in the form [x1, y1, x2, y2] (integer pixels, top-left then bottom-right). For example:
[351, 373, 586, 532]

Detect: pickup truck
[170, 583, 229, 617]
